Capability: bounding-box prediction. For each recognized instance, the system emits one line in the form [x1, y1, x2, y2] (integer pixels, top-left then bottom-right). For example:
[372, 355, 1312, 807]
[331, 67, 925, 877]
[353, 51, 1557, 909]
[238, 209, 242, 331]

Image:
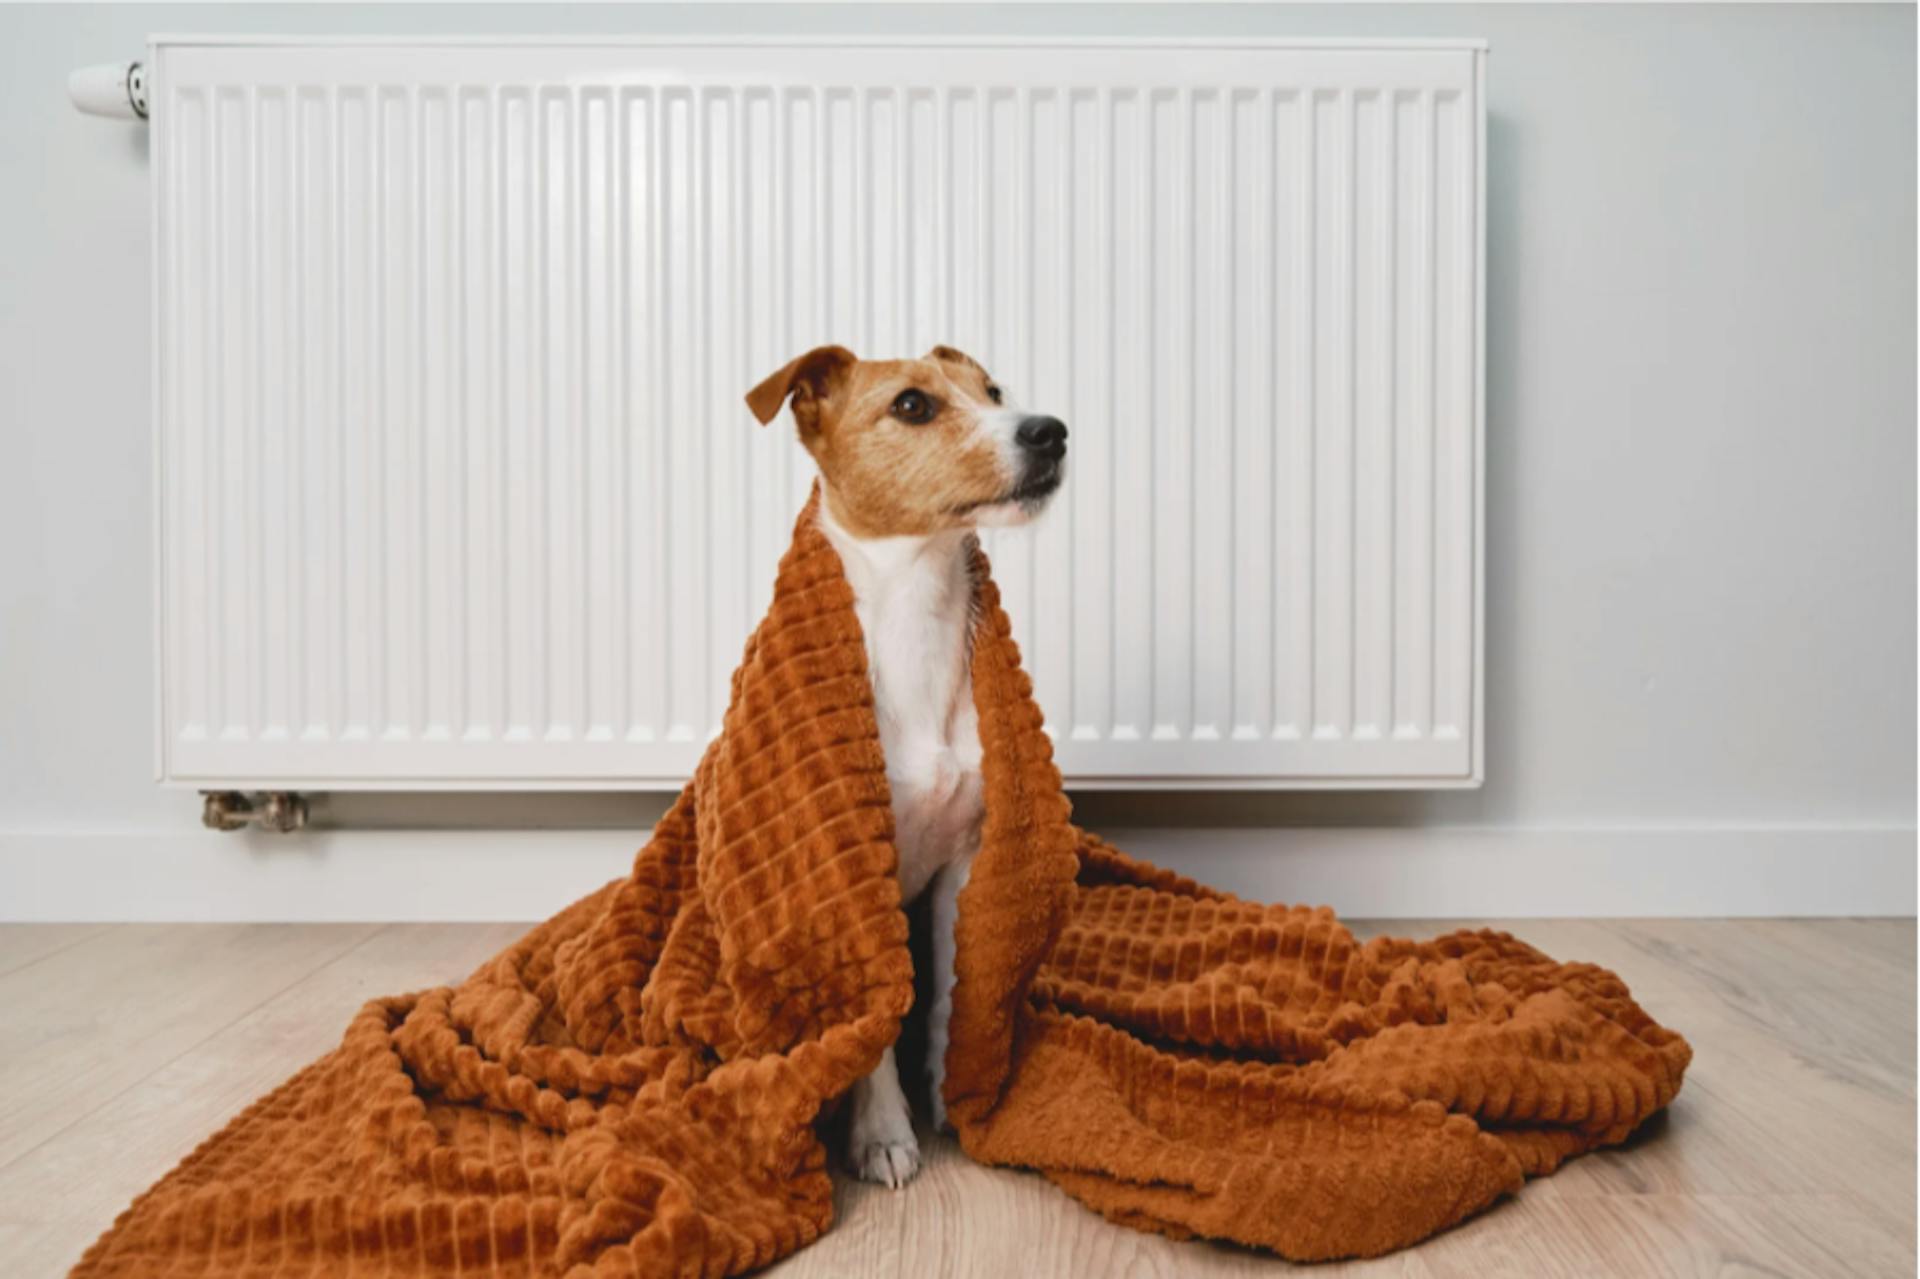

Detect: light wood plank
[1419, 1193, 1914, 1279]
[1607, 918, 1914, 1006]
[1730, 917, 1915, 989]
[0, 923, 380, 1169]
[0, 922, 525, 1276]
[0, 924, 116, 978]
[1, 919, 1911, 1278]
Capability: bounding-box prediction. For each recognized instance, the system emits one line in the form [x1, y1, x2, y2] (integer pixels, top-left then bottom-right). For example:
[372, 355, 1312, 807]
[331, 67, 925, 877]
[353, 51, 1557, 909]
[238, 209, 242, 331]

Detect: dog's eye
[890, 389, 937, 425]
[986, 385, 1004, 404]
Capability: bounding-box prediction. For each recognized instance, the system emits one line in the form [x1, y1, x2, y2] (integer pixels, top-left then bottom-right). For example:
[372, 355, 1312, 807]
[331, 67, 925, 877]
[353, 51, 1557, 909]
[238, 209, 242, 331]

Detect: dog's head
[746, 344, 1067, 539]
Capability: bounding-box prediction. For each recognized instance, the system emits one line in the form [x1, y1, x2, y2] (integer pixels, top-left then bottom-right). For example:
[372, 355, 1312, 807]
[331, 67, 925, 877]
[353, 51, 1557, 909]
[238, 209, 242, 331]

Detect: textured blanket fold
[77, 495, 1690, 1276]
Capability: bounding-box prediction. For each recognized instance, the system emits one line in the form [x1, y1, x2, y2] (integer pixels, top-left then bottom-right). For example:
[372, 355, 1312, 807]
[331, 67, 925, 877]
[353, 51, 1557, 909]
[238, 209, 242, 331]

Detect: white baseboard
[0, 824, 1911, 922]
[1124, 825, 1916, 919]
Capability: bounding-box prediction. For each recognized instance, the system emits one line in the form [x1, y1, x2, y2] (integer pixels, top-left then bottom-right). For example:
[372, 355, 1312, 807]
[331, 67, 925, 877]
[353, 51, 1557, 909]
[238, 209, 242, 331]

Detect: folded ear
[744, 345, 857, 427]
[927, 344, 984, 374]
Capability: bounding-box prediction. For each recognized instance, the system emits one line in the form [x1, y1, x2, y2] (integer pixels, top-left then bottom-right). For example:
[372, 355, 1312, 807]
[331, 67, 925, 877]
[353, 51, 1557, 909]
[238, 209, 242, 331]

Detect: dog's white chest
[818, 511, 983, 904]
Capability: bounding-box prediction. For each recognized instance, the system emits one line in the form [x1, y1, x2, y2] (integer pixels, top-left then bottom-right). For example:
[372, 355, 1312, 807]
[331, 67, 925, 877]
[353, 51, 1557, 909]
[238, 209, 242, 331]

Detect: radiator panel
[152, 40, 1485, 788]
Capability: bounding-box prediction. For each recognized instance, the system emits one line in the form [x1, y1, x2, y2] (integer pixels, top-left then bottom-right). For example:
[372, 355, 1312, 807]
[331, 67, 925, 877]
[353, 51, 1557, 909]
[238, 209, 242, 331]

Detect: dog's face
[746, 345, 1067, 539]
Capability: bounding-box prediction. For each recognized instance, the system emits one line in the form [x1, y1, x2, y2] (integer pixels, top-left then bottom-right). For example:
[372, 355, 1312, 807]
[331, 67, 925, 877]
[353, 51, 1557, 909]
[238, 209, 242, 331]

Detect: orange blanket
[77, 496, 1689, 1276]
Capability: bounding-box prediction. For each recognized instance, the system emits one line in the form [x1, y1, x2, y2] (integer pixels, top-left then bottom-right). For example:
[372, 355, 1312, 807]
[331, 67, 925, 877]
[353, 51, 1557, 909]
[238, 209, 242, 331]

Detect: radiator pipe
[70, 62, 147, 120]
[202, 791, 309, 834]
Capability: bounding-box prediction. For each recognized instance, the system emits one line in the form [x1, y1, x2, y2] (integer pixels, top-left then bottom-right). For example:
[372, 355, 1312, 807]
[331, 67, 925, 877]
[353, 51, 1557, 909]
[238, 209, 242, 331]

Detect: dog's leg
[923, 846, 976, 1133]
[847, 1045, 920, 1188]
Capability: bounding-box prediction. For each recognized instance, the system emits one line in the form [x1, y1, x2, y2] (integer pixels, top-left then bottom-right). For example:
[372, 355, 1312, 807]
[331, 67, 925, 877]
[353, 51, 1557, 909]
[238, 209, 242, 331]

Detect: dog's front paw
[850, 1135, 922, 1189]
[847, 1087, 922, 1188]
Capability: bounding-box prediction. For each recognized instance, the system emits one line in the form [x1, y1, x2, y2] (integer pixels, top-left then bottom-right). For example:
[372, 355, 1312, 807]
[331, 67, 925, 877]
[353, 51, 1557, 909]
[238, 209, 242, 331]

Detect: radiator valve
[201, 790, 309, 834]
[69, 61, 147, 121]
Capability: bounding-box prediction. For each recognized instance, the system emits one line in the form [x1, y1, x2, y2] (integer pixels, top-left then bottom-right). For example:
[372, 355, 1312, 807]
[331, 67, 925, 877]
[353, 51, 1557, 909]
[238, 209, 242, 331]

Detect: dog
[745, 343, 1068, 1187]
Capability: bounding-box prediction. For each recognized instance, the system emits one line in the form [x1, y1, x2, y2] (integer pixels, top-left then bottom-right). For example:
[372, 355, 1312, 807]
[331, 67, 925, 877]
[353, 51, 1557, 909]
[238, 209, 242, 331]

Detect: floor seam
[0, 924, 120, 980]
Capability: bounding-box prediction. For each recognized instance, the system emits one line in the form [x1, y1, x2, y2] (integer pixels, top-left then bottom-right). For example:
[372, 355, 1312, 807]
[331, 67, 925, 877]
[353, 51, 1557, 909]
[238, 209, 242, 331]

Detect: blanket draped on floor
[78, 495, 1690, 1277]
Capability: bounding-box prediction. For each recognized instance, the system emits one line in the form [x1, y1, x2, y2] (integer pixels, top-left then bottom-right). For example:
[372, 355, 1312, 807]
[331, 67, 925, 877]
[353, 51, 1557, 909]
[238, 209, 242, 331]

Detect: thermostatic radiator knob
[69, 61, 146, 120]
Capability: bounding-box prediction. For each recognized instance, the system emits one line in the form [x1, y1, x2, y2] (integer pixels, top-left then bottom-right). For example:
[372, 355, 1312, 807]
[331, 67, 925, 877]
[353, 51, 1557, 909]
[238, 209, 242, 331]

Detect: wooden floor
[0, 920, 1911, 1277]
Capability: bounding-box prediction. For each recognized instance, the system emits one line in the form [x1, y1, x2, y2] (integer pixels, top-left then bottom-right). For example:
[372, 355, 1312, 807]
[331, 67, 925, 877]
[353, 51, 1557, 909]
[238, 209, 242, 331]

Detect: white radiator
[150, 37, 1485, 790]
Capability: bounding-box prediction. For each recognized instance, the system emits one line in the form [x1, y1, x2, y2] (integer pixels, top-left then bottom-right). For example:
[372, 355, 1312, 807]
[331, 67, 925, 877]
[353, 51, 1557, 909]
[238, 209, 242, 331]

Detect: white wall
[2, 4, 1913, 920]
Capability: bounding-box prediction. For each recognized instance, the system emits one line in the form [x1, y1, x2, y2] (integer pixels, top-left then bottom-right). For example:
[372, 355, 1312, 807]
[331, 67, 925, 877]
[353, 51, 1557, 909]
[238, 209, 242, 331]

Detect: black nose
[1015, 415, 1069, 460]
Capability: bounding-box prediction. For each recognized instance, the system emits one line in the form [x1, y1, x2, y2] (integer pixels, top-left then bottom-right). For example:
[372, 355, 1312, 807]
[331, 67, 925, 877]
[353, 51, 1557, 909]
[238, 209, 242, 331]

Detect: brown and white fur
[746, 344, 1067, 1188]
